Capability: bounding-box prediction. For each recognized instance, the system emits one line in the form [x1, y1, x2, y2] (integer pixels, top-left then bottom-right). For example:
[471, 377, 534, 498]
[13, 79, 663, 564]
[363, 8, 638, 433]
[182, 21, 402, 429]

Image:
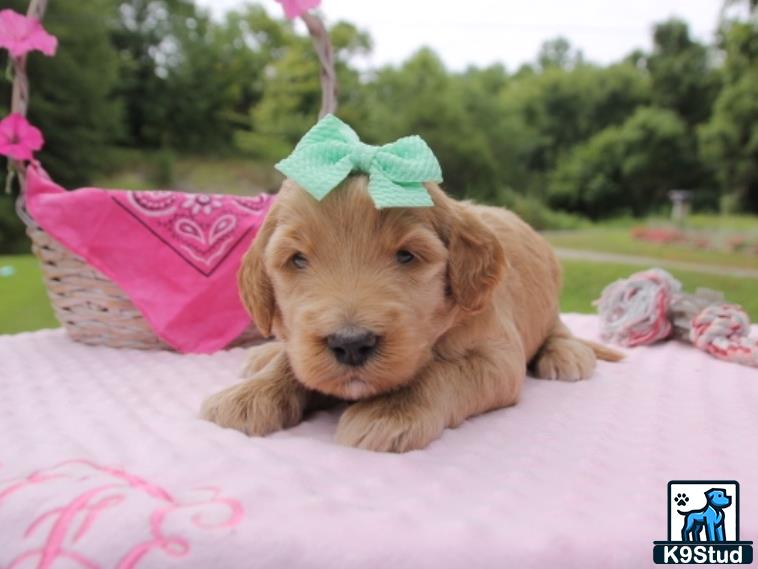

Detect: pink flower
[0, 9, 57, 58]
[276, 0, 321, 20]
[0, 113, 44, 161]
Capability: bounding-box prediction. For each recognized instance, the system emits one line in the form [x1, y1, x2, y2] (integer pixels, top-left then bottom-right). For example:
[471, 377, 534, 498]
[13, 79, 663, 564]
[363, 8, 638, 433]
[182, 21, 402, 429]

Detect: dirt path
[554, 247, 758, 279]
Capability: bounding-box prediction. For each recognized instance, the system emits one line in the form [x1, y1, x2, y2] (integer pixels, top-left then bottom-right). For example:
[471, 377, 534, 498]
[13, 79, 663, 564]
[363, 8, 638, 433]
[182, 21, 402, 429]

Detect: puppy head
[706, 489, 731, 508]
[239, 176, 505, 399]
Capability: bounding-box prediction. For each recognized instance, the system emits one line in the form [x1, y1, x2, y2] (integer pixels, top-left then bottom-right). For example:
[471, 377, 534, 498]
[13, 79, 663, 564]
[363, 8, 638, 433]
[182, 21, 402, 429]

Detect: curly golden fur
[201, 176, 621, 452]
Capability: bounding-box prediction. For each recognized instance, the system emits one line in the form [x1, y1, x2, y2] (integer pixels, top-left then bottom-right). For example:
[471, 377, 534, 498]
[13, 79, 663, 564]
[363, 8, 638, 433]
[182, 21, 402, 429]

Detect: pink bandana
[25, 163, 275, 353]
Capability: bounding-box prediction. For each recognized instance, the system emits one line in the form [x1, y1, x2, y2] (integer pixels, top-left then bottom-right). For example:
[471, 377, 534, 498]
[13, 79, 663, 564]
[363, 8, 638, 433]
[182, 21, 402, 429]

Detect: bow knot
[275, 114, 443, 208]
[350, 141, 379, 172]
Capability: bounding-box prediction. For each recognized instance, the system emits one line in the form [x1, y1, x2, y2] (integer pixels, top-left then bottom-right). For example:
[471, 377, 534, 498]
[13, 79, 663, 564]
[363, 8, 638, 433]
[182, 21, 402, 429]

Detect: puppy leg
[336, 341, 524, 452]
[201, 350, 311, 436]
[706, 519, 718, 542]
[240, 341, 285, 377]
[530, 319, 596, 381]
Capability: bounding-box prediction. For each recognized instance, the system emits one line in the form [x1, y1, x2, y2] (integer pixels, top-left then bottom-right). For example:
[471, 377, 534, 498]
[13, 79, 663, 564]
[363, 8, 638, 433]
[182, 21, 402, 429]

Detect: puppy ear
[429, 186, 506, 313]
[238, 208, 278, 337]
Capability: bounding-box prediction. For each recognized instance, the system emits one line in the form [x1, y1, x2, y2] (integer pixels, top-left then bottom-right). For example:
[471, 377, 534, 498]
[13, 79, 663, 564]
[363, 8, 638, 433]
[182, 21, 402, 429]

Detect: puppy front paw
[201, 377, 305, 436]
[335, 395, 445, 453]
[532, 337, 596, 381]
[240, 341, 284, 378]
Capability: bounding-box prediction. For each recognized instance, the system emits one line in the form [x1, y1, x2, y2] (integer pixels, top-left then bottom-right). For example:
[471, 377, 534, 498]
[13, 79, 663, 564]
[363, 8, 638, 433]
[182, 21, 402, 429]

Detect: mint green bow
[275, 114, 443, 208]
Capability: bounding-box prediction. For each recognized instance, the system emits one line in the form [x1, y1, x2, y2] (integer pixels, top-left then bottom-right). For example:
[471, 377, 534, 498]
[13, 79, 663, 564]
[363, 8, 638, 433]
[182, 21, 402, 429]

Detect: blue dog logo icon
[679, 488, 731, 543]
[653, 481, 753, 564]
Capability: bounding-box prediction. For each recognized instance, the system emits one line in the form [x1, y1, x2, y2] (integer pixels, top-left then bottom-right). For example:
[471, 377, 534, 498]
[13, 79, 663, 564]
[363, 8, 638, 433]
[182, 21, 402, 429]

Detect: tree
[647, 19, 720, 127]
[720, 0, 758, 23]
[537, 37, 583, 70]
[698, 37, 758, 212]
[699, 71, 758, 212]
[157, 6, 271, 151]
[109, 0, 199, 148]
[356, 49, 503, 199]
[717, 21, 758, 81]
[454, 65, 539, 194]
[698, 11, 758, 211]
[500, 63, 650, 180]
[549, 107, 696, 218]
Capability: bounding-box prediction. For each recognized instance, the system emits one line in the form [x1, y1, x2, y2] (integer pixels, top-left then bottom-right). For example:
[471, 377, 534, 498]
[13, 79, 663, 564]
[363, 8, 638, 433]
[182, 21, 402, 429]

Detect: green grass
[584, 213, 758, 231]
[545, 227, 758, 270]
[561, 259, 758, 321]
[0, 255, 58, 334]
[2, 254, 755, 336]
[677, 213, 758, 232]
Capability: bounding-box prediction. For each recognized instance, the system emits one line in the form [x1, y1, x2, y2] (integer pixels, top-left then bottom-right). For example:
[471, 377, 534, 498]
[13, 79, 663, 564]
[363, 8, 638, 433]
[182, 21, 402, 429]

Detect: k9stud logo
[653, 481, 753, 564]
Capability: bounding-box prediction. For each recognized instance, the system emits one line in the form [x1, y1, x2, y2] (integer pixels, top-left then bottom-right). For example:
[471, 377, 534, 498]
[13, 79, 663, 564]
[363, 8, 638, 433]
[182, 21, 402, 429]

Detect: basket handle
[11, 0, 48, 120]
[11, 0, 48, 225]
[301, 12, 337, 117]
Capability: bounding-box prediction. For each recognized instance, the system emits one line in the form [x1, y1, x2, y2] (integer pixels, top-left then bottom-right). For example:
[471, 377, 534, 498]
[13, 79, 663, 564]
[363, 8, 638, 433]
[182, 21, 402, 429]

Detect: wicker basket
[11, 0, 336, 350]
[25, 224, 263, 350]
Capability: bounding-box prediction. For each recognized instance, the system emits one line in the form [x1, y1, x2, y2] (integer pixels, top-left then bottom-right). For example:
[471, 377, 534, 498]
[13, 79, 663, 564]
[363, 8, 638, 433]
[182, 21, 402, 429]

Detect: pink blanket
[25, 163, 274, 353]
[1, 314, 756, 568]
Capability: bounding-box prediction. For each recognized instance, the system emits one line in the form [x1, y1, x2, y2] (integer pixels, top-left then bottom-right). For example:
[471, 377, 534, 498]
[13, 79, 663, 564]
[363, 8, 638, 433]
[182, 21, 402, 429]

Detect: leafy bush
[548, 107, 699, 218]
[495, 189, 590, 231]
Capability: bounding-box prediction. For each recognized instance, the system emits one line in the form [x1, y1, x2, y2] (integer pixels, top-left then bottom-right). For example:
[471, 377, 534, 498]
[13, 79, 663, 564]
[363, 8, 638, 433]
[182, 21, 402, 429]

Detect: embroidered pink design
[115, 191, 274, 276]
[182, 194, 222, 215]
[233, 195, 270, 213]
[129, 192, 178, 217]
[175, 217, 206, 245]
[0, 460, 244, 569]
[210, 215, 236, 245]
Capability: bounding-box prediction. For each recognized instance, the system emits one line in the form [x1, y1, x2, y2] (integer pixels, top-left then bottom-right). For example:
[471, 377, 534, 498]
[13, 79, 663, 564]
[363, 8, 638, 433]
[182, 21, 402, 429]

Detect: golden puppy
[201, 176, 620, 452]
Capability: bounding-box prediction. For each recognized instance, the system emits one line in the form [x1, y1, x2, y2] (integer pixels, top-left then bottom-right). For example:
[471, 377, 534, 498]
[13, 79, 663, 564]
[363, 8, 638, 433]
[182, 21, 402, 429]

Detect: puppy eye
[290, 252, 308, 269]
[395, 250, 415, 265]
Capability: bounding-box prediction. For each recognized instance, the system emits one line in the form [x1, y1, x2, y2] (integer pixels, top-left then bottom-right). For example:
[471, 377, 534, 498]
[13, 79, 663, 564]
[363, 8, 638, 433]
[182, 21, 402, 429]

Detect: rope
[691, 305, 758, 368]
[596, 268, 758, 368]
[594, 268, 679, 347]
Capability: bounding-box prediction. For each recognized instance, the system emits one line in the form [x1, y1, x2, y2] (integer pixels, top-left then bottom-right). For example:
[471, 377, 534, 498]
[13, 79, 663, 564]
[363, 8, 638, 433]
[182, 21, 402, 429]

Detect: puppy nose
[326, 327, 378, 367]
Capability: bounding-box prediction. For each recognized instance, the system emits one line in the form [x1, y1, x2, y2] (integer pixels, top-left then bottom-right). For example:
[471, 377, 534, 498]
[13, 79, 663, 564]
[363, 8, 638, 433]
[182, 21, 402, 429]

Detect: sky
[196, 0, 724, 71]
